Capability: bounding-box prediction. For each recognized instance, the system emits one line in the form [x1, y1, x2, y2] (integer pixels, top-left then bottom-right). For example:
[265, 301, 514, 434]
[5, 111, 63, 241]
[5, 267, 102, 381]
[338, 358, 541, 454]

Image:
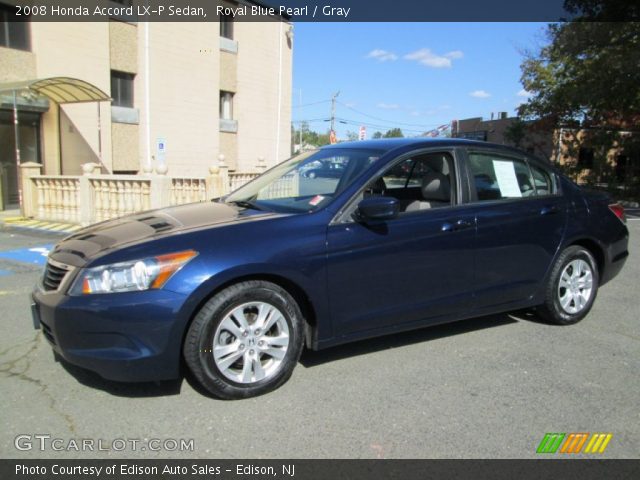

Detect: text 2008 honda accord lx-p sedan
[31, 139, 629, 399]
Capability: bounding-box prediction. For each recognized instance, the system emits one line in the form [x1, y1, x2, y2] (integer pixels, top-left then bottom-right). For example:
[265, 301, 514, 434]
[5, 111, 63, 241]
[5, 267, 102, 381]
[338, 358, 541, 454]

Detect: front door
[326, 150, 476, 336]
[0, 109, 41, 209]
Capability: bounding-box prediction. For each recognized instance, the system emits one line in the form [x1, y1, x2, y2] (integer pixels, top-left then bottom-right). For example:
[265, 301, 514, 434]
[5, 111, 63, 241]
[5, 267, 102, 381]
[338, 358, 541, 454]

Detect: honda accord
[31, 139, 629, 399]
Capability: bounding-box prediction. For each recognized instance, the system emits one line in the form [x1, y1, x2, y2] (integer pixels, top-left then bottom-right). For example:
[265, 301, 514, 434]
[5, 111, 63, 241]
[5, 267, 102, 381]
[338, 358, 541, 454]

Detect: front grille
[42, 260, 71, 292]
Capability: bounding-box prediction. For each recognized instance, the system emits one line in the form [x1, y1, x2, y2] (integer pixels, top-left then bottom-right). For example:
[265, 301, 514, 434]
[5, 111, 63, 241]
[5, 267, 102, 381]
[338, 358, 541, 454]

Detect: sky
[291, 22, 550, 140]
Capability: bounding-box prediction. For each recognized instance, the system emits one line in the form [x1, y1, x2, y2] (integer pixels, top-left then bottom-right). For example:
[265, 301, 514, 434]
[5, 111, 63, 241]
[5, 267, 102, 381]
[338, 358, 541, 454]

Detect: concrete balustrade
[19, 157, 271, 226]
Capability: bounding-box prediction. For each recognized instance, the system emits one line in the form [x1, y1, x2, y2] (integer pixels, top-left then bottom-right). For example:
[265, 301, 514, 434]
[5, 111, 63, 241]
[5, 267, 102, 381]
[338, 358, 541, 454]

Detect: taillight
[608, 203, 626, 223]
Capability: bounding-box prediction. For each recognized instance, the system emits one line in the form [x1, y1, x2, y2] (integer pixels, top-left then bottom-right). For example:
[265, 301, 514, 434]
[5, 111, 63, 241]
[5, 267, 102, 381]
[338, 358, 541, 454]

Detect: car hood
[49, 201, 281, 267]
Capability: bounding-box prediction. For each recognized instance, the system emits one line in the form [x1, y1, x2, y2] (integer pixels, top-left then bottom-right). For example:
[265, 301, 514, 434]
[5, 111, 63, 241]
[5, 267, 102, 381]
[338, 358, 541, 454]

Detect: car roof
[321, 137, 525, 155]
[319, 137, 556, 168]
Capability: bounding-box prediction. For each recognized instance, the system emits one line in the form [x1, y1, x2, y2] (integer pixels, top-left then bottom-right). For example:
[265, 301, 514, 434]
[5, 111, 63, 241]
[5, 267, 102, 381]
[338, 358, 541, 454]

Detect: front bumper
[32, 287, 190, 382]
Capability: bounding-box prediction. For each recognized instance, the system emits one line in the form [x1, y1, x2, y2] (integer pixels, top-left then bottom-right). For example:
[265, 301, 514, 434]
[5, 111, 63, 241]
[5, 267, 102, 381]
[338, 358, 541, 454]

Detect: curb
[0, 217, 82, 235]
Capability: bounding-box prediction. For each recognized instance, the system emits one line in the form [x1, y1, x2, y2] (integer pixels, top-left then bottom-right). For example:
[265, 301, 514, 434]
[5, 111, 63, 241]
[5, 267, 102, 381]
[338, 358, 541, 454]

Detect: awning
[0, 77, 111, 104]
[1, 77, 112, 214]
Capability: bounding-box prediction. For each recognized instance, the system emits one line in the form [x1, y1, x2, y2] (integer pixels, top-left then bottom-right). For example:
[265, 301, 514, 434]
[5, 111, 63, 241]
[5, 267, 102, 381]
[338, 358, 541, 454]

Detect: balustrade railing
[23, 167, 266, 225]
[32, 176, 81, 224]
[170, 178, 208, 206]
[90, 177, 152, 222]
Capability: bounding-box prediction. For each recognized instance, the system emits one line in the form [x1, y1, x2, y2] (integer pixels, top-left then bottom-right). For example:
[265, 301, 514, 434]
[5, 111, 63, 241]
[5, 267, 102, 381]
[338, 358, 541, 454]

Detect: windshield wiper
[227, 200, 265, 211]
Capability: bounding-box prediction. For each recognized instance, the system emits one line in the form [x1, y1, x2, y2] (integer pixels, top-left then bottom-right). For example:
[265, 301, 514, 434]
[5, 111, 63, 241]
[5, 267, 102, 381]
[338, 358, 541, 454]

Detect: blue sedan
[31, 139, 629, 399]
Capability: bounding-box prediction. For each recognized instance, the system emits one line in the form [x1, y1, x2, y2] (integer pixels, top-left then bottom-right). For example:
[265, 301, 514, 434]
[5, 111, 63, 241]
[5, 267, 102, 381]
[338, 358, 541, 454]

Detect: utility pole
[330, 91, 340, 132]
[299, 89, 303, 149]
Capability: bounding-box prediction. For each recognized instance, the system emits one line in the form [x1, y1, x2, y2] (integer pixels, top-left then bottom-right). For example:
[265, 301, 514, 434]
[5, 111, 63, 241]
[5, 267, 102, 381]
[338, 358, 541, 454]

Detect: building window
[0, 3, 30, 51]
[111, 70, 134, 108]
[220, 12, 233, 39]
[220, 91, 234, 120]
[578, 147, 594, 168]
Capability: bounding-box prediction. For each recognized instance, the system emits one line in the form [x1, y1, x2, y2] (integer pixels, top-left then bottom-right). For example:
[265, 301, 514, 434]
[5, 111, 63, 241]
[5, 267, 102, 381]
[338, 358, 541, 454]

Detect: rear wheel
[184, 281, 304, 399]
[538, 246, 599, 325]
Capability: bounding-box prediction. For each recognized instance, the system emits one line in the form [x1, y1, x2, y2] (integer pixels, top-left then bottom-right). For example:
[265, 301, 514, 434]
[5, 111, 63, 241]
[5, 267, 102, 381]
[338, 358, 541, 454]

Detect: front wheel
[184, 281, 304, 399]
[537, 246, 599, 325]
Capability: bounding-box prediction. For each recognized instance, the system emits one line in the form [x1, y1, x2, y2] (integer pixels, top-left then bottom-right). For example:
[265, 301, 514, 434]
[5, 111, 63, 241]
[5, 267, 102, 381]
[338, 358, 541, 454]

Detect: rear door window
[529, 162, 555, 196]
[467, 152, 535, 201]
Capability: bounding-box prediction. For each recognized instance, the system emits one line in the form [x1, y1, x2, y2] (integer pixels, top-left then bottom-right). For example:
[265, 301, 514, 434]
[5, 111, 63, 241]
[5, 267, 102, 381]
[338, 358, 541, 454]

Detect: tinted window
[220, 14, 233, 39]
[220, 91, 234, 119]
[468, 152, 534, 201]
[0, 4, 30, 51]
[366, 151, 455, 214]
[226, 148, 382, 213]
[382, 159, 412, 190]
[111, 71, 134, 108]
[530, 163, 555, 195]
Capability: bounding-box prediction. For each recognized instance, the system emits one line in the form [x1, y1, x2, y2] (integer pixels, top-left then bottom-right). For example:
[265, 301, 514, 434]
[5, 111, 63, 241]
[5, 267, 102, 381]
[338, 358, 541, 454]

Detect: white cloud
[470, 90, 491, 98]
[403, 48, 464, 68]
[366, 49, 398, 62]
[445, 50, 464, 60]
[517, 89, 532, 98]
[376, 103, 400, 110]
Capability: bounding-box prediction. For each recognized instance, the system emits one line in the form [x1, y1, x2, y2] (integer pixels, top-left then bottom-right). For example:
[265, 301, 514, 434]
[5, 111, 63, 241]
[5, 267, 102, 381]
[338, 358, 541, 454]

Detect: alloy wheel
[212, 301, 290, 384]
[557, 259, 594, 314]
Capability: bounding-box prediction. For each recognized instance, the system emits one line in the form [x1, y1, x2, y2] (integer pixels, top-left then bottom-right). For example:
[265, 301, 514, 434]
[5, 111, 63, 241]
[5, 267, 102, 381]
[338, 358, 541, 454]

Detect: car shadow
[54, 309, 543, 398]
[55, 354, 183, 398]
[299, 311, 533, 368]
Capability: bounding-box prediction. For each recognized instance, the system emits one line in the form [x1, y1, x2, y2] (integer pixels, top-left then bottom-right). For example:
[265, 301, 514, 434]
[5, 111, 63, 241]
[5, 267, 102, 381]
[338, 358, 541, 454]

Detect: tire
[537, 245, 599, 325]
[184, 281, 304, 399]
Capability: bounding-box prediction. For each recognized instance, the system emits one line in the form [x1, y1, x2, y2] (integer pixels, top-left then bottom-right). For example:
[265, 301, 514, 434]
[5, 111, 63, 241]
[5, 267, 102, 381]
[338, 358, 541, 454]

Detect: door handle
[540, 205, 559, 216]
[455, 219, 473, 230]
[441, 222, 455, 232]
[441, 219, 473, 232]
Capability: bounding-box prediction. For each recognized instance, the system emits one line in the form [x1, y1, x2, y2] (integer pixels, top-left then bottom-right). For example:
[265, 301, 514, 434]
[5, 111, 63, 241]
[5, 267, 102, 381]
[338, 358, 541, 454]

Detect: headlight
[69, 250, 197, 295]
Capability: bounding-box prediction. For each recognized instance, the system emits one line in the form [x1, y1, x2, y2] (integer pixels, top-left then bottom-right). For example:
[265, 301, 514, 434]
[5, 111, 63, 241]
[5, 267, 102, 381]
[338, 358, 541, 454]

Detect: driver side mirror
[353, 196, 399, 222]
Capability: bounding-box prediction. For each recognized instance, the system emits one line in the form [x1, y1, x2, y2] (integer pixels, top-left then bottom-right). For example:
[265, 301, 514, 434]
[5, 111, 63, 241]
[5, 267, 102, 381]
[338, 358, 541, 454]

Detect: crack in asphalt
[0, 333, 77, 434]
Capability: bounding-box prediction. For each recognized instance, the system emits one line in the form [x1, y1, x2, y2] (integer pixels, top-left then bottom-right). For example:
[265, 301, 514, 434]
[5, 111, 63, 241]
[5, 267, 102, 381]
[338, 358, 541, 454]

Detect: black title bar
[4, 0, 583, 22]
[3, 459, 640, 480]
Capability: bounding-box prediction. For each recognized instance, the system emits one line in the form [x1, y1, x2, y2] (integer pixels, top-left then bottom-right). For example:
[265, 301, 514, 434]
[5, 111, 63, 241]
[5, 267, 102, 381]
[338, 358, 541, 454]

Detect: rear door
[462, 149, 568, 309]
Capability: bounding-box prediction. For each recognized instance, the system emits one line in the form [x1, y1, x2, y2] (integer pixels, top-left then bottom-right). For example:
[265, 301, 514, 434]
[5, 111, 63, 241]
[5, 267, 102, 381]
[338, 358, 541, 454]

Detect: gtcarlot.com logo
[536, 433, 613, 454]
[14, 434, 194, 452]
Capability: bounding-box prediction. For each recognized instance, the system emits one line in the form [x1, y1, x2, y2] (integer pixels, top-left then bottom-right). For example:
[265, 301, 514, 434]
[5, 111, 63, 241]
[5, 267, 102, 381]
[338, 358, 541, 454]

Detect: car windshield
[224, 148, 384, 213]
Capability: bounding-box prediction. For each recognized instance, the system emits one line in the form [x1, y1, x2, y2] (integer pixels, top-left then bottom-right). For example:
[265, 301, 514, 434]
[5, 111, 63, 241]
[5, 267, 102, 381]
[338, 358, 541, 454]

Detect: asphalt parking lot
[0, 220, 638, 459]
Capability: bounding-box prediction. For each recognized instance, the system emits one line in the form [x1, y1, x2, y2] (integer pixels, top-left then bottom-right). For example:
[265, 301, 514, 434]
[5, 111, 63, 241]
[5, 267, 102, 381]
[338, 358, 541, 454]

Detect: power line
[335, 117, 429, 134]
[292, 117, 433, 134]
[291, 118, 330, 124]
[292, 100, 331, 109]
[336, 100, 447, 129]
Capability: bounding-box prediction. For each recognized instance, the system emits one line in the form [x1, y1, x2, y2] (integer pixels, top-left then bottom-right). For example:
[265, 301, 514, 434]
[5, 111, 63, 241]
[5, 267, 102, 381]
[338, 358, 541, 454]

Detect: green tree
[518, 1, 640, 194]
[372, 131, 383, 139]
[503, 119, 528, 148]
[382, 128, 404, 138]
[345, 131, 359, 141]
[292, 122, 332, 147]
